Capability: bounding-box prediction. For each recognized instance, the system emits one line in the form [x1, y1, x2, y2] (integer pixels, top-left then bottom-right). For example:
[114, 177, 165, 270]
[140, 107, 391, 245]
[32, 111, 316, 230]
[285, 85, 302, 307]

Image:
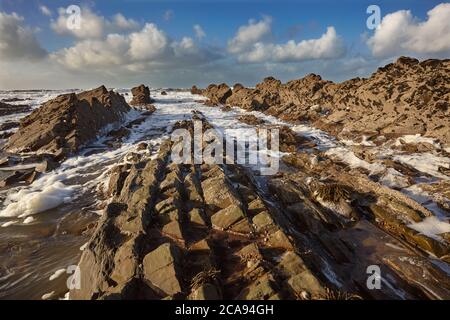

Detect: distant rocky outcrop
[201, 57, 450, 144]
[130, 84, 154, 106]
[202, 83, 232, 105]
[5, 86, 130, 158]
[190, 85, 203, 95]
[0, 101, 31, 117]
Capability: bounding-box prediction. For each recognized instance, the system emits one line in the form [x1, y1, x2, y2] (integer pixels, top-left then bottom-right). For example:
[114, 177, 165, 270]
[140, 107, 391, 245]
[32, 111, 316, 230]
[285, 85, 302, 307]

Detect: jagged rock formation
[70, 116, 332, 300]
[275, 152, 450, 298]
[188, 58, 450, 300]
[203, 83, 232, 105]
[70, 112, 450, 300]
[130, 84, 154, 106]
[202, 57, 450, 144]
[4, 86, 130, 158]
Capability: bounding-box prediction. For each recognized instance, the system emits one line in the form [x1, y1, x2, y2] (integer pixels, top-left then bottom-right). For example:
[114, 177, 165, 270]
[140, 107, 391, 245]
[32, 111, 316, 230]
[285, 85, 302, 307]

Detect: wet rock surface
[70, 111, 450, 300]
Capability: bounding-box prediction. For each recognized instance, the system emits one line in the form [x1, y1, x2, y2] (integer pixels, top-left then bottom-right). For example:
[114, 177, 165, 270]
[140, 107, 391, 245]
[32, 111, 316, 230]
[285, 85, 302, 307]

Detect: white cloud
[171, 37, 210, 60]
[228, 16, 272, 54]
[193, 24, 206, 39]
[128, 23, 168, 60]
[51, 7, 104, 39]
[0, 12, 47, 61]
[113, 13, 139, 30]
[230, 25, 345, 63]
[163, 10, 174, 22]
[51, 23, 221, 71]
[228, 16, 344, 63]
[367, 3, 450, 57]
[175, 37, 195, 52]
[52, 34, 129, 69]
[51, 7, 140, 39]
[39, 5, 52, 17]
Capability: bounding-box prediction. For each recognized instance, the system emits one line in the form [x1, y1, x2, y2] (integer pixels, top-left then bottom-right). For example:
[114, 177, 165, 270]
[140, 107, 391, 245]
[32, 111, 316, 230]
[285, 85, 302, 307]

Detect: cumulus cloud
[128, 23, 168, 61]
[228, 16, 272, 54]
[367, 3, 450, 57]
[193, 24, 206, 39]
[39, 5, 52, 17]
[228, 18, 345, 63]
[51, 23, 221, 71]
[0, 12, 47, 61]
[52, 34, 129, 69]
[113, 13, 139, 30]
[51, 7, 139, 39]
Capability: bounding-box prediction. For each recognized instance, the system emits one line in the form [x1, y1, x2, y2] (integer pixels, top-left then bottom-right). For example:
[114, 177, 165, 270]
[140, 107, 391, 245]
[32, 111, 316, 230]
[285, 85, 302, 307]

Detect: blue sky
[0, 0, 449, 89]
[3, 0, 440, 49]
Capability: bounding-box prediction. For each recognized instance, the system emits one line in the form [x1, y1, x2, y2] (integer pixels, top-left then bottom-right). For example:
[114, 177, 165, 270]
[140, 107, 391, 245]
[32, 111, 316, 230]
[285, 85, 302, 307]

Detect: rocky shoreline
[71, 117, 332, 300]
[199, 56, 450, 145]
[0, 85, 157, 189]
[0, 57, 449, 300]
[70, 110, 450, 300]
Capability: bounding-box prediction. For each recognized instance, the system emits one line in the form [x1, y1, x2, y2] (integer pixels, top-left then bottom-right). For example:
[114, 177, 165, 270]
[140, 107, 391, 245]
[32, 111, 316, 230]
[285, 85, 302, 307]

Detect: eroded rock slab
[143, 243, 183, 296]
[5, 86, 130, 158]
[130, 84, 154, 106]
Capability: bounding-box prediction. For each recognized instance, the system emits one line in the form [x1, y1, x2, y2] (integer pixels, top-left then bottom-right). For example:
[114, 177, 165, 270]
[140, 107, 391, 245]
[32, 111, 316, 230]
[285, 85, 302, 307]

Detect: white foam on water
[393, 152, 450, 180]
[23, 216, 35, 224]
[41, 291, 55, 300]
[291, 123, 337, 150]
[402, 184, 448, 218]
[144, 94, 449, 194]
[49, 269, 66, 281]
[61, 292, 70, 300]
[0, 181, 76, 218]
[325, 146, 385, 175]
[394, 134, 441, 149]
[380, 168, 411, 189]
[1, 220, 19, 227]
[408, 216, 450, 241]
[341, 135, 376, 147]
[403, 184, 432, 205]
